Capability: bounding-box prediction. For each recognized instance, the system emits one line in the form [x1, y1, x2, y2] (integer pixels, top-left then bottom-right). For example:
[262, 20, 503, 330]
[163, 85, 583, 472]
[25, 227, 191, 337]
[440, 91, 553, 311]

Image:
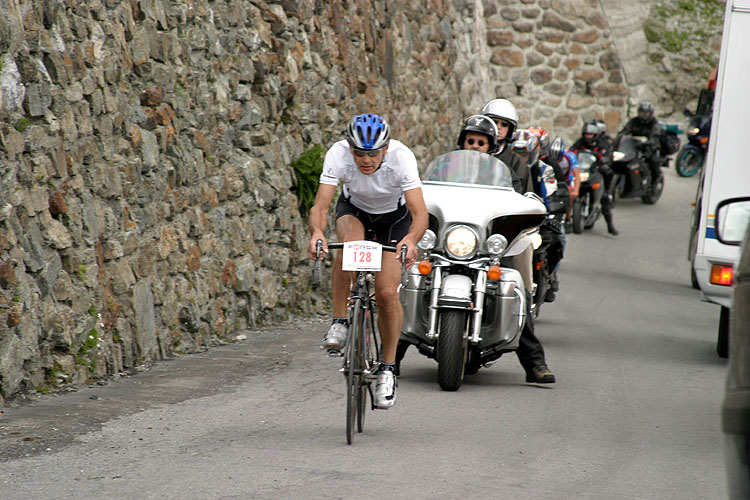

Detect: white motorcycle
[398, 150, 547, 391]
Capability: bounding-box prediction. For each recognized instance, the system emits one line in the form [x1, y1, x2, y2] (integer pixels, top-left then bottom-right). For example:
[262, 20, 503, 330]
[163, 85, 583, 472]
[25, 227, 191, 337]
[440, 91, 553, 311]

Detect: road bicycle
[313, 239, 406, 444]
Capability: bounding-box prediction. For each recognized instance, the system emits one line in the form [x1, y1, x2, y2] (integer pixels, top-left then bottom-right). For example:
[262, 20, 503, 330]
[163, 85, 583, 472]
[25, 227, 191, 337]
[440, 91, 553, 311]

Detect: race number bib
[341, 241, 383, 271]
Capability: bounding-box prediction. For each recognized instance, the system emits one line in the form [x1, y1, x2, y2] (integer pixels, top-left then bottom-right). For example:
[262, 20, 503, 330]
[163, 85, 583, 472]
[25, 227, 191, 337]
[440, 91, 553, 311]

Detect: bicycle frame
[313, 240, 405, 444]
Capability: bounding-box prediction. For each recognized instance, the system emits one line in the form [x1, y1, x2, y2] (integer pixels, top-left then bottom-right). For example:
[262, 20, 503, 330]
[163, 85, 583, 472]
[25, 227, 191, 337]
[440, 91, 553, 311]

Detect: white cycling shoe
[374, 369, 397, 409]
[322, 323, 348, 355]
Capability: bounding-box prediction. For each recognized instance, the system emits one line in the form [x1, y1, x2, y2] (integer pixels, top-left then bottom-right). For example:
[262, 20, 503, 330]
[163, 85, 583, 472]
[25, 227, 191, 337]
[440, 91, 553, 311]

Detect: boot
[603, 208, 618, 236]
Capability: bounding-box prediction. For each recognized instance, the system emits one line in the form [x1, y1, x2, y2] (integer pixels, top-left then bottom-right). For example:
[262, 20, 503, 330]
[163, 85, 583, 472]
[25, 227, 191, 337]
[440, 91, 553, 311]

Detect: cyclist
[307, 113, 428, 409]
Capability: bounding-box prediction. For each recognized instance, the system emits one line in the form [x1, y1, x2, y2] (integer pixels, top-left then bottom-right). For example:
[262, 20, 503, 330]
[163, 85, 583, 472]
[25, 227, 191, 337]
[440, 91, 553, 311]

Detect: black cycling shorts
[335, 192, 412, 245]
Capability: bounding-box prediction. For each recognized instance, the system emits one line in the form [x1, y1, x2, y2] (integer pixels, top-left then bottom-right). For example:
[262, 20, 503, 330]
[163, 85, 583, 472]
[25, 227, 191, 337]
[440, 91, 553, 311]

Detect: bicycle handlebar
[311, 240, 409, 287]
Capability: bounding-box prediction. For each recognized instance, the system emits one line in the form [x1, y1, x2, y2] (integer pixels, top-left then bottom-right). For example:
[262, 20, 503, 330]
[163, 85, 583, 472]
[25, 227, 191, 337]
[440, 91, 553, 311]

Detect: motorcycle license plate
[341, 241, 383, 271]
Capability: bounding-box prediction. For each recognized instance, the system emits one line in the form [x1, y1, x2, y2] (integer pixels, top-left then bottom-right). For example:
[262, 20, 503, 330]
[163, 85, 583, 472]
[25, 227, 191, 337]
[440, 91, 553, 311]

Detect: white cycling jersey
[319, 139, 422, 214]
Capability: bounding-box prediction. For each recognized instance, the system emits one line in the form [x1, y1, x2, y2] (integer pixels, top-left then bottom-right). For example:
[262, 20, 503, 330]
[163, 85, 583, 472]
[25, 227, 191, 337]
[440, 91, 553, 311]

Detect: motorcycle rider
[518, 128, 569, 302]
[616, 101, 664, 187]
[307, 113, 428, 409]
[450, 114, 556, 384]
[571, 120, 618, 235]
[481, 98, 533, 193]
[550, 137, 581, 233]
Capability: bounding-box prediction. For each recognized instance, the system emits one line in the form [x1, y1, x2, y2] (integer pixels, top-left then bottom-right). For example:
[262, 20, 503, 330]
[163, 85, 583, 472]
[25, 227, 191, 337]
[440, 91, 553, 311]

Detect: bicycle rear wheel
[346, 299, 363, 445]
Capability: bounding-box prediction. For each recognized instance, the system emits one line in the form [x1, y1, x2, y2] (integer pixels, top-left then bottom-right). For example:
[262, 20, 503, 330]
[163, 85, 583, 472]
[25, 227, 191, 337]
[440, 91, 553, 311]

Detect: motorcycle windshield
[423, 150, 514, 189]
[577, 151, 597, 172]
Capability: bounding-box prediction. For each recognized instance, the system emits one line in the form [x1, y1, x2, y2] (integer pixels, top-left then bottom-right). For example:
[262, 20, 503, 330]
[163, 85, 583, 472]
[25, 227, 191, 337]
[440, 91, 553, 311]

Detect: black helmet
[457, 115, 499, 153]
[637, 101, 654, 122]
[581, 121, 598, 147]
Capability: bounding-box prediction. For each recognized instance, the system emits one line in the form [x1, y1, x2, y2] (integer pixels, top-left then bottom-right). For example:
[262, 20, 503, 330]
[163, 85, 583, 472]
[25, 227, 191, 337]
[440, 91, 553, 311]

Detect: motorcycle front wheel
[641, 174, 664, 205]
[572, 199, 583, 234]
[436, 310, 468, 391]
[675, 146, 704, 178]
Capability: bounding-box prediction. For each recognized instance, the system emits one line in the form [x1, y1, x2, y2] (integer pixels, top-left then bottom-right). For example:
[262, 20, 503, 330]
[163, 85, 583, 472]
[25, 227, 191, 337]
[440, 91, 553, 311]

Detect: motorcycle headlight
[486, 234, 508, 256]
[612, 151, 625, 162]
[445, 225, 478, 259]
[417, 229, 436, 251]
[690, 127, 700, 136]
[580, 171, 590, 182]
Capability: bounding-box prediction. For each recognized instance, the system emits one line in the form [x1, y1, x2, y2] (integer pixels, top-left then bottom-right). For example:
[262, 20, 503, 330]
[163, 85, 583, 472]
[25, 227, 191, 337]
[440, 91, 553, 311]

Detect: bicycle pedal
[327, 349, 343, 358]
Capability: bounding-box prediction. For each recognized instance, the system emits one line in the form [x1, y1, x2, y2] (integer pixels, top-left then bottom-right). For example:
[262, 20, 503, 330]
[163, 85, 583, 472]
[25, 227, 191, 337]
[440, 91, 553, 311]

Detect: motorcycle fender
[437, 274, 473, 308]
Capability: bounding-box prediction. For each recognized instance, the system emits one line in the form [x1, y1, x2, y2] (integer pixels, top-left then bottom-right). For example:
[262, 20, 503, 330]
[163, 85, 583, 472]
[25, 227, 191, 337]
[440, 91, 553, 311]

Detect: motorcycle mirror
[683, 106, 694, 117]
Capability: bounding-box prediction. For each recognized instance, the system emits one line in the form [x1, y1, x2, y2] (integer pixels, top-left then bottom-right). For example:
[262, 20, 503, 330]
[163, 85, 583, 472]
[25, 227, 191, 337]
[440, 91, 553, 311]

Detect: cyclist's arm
[307, 183, 337, 259]
[399, 187, 429, 268]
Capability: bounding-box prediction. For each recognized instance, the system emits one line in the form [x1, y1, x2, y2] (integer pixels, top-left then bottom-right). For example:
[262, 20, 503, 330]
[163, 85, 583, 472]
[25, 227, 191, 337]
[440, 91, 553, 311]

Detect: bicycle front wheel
[346, 299, 364, 445]
[357, 307, 377, 433]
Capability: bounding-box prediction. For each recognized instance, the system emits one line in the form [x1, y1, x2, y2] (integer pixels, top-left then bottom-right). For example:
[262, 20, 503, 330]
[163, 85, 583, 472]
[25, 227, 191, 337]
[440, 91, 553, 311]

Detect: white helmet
[482, 99, 519, 139]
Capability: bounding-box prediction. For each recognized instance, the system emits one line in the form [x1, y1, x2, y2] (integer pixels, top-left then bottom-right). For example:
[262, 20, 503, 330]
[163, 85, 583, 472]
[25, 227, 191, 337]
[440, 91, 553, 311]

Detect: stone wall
[0, 0, 628, 403]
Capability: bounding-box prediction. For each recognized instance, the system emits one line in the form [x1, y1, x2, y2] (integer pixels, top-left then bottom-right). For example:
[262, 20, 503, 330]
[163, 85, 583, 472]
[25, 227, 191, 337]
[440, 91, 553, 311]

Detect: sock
[379, 362, 396, 372]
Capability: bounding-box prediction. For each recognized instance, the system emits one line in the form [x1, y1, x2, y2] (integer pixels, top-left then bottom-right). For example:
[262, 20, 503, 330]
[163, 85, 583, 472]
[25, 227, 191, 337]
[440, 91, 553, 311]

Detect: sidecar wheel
[436, 310, 467, 391]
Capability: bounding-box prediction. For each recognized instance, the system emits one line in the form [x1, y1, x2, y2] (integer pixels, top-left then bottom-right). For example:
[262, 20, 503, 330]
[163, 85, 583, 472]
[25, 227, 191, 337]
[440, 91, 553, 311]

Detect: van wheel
[717, 306, 729, 358]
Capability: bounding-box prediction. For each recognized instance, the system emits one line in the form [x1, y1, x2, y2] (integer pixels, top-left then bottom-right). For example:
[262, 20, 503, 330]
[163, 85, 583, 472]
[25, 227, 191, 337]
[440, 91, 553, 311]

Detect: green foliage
[77, 264, 87, 282]
[79, 328, 99, 354]
[88, 304, 97, 317]
[644, 0, 723, 72]
[291, 144, 324, 217]
[13, 117, 30, 133]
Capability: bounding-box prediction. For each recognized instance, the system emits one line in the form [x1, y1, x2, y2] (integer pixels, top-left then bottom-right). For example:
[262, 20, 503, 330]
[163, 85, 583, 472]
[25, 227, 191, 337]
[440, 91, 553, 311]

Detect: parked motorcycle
[571, 150, 605, 234]
[398, 150, 547, 391]
[675, 108, 711, 178]
[611, 135, 664, 205]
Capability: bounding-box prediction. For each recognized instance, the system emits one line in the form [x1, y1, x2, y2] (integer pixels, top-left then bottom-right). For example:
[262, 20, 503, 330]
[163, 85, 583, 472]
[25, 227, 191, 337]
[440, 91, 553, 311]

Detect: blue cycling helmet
[346, 114, 391, 150]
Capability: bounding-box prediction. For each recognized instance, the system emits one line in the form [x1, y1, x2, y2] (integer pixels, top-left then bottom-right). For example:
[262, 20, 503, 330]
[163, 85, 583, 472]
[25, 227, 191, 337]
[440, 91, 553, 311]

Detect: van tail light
[710, 264, 733, 286]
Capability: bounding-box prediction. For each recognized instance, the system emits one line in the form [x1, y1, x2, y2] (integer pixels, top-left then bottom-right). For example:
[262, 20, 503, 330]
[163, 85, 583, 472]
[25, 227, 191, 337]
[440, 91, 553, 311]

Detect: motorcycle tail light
[700, 137, 708, 144]
[417, 260, 432, 275]
[487, 265, 501, 281]
[710, 264, 733, 286]
[592, 182, 601, 190]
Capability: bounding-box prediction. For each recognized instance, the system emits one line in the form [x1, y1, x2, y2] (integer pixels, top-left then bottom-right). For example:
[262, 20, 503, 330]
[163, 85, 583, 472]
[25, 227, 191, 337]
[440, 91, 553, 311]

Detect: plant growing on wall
[291, 144, 324, 217]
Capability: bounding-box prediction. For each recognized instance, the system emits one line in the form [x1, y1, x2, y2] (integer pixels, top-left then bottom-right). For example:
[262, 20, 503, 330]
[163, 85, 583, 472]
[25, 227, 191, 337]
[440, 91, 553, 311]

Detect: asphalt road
[0, 166, 728, 500]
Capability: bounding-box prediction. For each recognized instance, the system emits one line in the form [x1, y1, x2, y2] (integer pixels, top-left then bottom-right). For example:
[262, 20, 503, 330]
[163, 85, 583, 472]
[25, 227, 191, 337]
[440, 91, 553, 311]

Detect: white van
[692, 0, 750, 357]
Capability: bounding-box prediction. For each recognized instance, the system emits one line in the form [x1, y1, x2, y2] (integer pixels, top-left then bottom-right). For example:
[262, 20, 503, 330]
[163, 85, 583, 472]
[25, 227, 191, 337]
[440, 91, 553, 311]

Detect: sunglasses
[352, 148, 384, 157]
[495, 120, 512, 128]
[466, 138, 487, 147]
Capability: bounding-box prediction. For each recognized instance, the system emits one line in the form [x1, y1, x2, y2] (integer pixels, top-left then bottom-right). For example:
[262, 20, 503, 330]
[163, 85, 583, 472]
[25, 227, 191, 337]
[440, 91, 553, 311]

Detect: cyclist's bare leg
[332, 215, 365, 317]
[374, 252, 403, 364]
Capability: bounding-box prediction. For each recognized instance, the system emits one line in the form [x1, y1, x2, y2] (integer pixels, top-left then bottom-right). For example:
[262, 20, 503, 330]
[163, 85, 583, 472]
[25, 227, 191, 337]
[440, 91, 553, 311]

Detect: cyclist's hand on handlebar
[308, 235, 328, 260]
[397, 240, 418, 270]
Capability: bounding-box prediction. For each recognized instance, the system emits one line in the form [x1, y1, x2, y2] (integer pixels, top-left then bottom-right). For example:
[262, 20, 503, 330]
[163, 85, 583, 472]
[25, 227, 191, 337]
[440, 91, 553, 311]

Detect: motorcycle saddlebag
[660, 132, 680, 155]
